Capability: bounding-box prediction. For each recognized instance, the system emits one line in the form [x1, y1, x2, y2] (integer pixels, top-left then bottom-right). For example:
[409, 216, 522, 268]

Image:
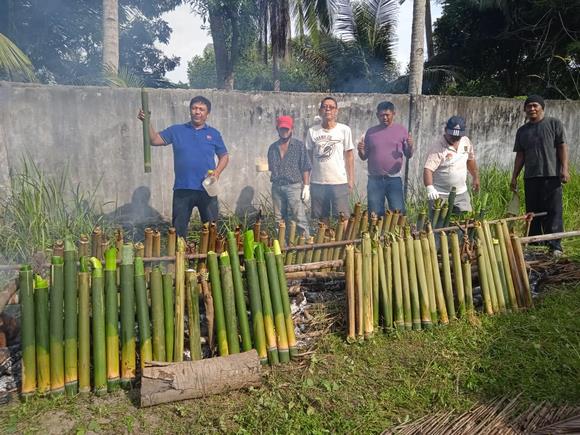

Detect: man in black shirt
[267, 116, 312, 239]
[511, 95, 570, 255]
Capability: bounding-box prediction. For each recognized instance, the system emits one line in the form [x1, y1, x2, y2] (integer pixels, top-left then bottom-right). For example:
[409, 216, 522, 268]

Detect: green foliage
[0, 33, 36, 82]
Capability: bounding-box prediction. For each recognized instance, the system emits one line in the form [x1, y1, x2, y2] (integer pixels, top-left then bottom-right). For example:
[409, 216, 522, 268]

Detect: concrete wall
[1, 81, 578, 222]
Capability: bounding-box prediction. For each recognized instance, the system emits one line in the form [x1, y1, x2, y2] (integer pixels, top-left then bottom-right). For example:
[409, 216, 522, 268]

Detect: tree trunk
[140, 350, 262, 407]
[102, 0, 119, 74]
[408, 0, 426, 95]
[425, 0, 434, 60]
[208, 9, 229, 90]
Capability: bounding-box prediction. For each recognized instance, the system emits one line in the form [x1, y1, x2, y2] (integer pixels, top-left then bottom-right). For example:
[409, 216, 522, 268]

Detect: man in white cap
[423, 116, 480, 213]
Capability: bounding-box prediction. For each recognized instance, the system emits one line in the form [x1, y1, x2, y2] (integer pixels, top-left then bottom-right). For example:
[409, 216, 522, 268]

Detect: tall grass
[0, 157, 108, 263]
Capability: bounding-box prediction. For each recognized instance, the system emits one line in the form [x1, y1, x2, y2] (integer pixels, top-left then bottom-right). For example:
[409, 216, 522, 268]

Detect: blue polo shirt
[160, 123, 228, 191]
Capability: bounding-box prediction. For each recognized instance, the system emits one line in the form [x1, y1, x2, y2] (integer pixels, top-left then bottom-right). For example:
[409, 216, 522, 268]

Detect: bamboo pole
[49, 256, 65, 396]
[104, 247, 120, 391]
[391, 237, 404, 330]
[495, 221, 518, 310]
[398, 237, 412, 330]
[91, 226, 102, 259]
[463, 259, 474, 315]
[20, 266, 36, 399]
[383, 211, 393, 235]
[79, 235, 89, 257]
[120, 245, 136, 388]
[162, 273, 174, 362]
[219, 252, 240, 355]
[361, 233, 374, 337]
[207, 251, 228, 356]
[372, 242, 380, 329]
[144, 228, 153, 259]
[439, 232, 455, 319]
[273, 240, 298, 359]
[78, 260, 91, 394]
[265, 250, 290, 363]
[384, 244, 394, 329]
[413, 238, 432, 329]
[287, 221, 297, 249]
[377, 242, 389, 329]
[186, 270, 202, 361]
[149, 267, 165, 362]
[355, 250, 364, 338]
[450, 232, 466, 318]
[135, 256, 153, 369]
[493, 239, 511, 311]
[174, 238, 186, 361]
[483, 221, 507, 312]
[345, 245, 356, 342]
[500, 220, 526, 308]
[405, 229, 421, 330]
[511, 235, 534, 308]
[199, 269, 214, 354]
[209, 223, 218, 253]
[333, 214, 346, 260]
[442, 187, 456, 227]
[255, 243, 279, 364]
[142, 87, 151, 172]
[476, 238, 494, 315]
[90, 257, 107, 395]
[476, 224, 498, 313]
[63, 237, 78, 396]
[227, 231, 252, 352]
[296, 235, 306, 264]
[167, 227, 176, 274]
[312, 222, 326, 263]
[53, 240, 64, 258]
[153, 229, 161, 258]
[427, 227, 449, 324]
[351, 203, 362, 239]
[420, 234, 438, 324]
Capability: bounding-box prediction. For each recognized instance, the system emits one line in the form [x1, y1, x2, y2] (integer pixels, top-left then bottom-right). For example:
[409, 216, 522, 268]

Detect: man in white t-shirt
[305, 96, 355, 220]
[423, 116, 480, 212]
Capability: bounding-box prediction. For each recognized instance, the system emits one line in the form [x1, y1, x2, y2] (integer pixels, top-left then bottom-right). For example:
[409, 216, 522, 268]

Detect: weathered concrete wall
[1, 82, 578, 222]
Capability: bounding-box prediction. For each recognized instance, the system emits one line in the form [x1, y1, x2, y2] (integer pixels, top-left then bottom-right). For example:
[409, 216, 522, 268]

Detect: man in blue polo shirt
[138, 95, 229, 238]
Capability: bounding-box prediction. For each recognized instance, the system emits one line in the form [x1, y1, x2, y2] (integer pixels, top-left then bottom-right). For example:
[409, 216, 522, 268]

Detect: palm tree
[408, 0, 426, 94]
[0, 33, 36, 82]
[102, 0, 119, 74]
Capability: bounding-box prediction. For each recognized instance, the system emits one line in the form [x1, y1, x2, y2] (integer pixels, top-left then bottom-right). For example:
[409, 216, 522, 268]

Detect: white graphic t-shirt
[305, 123, 354, 184]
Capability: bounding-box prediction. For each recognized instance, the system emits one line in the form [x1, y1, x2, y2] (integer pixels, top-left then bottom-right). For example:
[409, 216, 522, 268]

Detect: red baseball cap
[276, 115, 293, 129]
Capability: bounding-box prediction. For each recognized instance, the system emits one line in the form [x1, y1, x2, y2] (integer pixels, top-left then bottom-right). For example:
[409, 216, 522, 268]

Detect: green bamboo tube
[243, 231, 268, 364]
[427, 228, 449, 325]
[371, 243, 379, 329]
[391, 237, 404, 330]
[414, 238, 432, 328]
[77, 260, 91, 394]
[278, 220, 286, 251]
[493, 239, 510, 311]
[355, 250, 364, 338]
[463, 259, 474, 314]
[495, 221, 518, 310]
[142, 87, 151, 172]
[134, 257, 153, 368]
[63, 238, 78, 396]
[104, 247, 120, 391]
[500, 220, 525, 307]
[345, 245, 356, 342]
[398, 238, 412, 330]
[226, 232, 252, 352]
[511, 235, 534, 309]
[476, 225, 499, 313]
[219, 252, 240, 354]
[149, 266, 165, 362]
[304, 236, 315, 264]
[186, 270, 202, 361]
[120, 244, 136, 388]
[439, 232, 455, 319]
[273, 241, 298, 358]
[207, 251, 229, 356]
[483, 222, 507, 312]
[420, 234, 438, 324]
[476, 238, 494, 315]
[431, 200, 442, 229]
[162, 273, 174, 362]
[438, 204, 448, 228]
[90, 257, 107, 395]
[20, 266, 36, 398]
[383, 245, 393, 329]
[404, 230, 421, 330]
[326, 232, 336, 262]
[312, 222, 326, 263]
[174, 238, 186, 361]
[416, 210, 426, 232]
[442, 187, 457, 227]
[295, 235, 306, 264]
[49, 256, 65, 396]
[377, 243, 389, 329]
[351, 203, 362, 239]
[361, 233, 373, 337]
[384, 211, 393, 235]
[285, 244, 296, 266]
[265, 250, 290, 362]
[255, 244, 279, 364]
[321, 234, 331, 262]
[450, 232, 466, 318]
[134, 242, 145, 261]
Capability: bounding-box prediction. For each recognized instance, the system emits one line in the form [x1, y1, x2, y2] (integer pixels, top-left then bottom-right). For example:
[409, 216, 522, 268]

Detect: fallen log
[140, 350, 262, 407]
[285, 271, 345, 280]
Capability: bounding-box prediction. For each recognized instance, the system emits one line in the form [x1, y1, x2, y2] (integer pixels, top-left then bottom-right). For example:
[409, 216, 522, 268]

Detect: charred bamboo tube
[20, 265, 36, 398]
[142, 87, 151, 172]
[439, 232, 455, 319]
[227, 232, 252, 352]
[259, 231, 269, 248]
[398, 238, 412, 330]
[312, 222, 326, 263]
[333, 214, 346, 260]
[173, 238, 186, 361]
[49, 256, 65, 396]
[287, 221, 297, 249]
[186, 270, 202, 361]
[420, 234, 438, 324]
[443, 187, 457, 227]
[345, 245, 356, 342]
[78, 260, 91, 394]
[253, 219, 261, 244]
[278, 221, 286, 252]
[255, 244, 279, 364]
[345, 215, 355, 241]
[391, 237, 404, 330]
[377, 243, 389, 329]
[384, 211, 393, 235]
[208, 222, 217, 253]
[296, 235, 306, 264]
[361, 233, 373, 337]
[135, 257, 153, 368]
[243, 231, 268, 364]
[120, 245, 136, 388]
[91, 226, 102, 259]
[304, 236, 315, 264]
[511, 235, 533, 308]
[90, 257, 107, 395]
[476, 238, 494, 315]
[450, 232, 465, 318]
[79, 234, 89, 258]
[398, 214, 407, 229]
[144, 228, 153, 258]
[427, 228, 449, 324]
[265, 250, 290, 363]
[416, 210, 426, 232]
[372, 243, 380, 329]
[149, 267, 165, 362]
[104, 247, 120, 391]
[390, 211, 401, 233]
[500, 220, 525, 307]
[405, 229, 421, 330]
[53, 240, 64, 258]
[207, 251, 228, 356]
[273, 241, 297, 359]
[219, 253, 240, 354]
[495, 221, 518, 310]
[463, 259, 474, 314]
[63, 237, 78, 396]
[414, 238, 432, 328]
[115, 228, 124, 252]
[35, 274, 51, 395]
[351, 203, 362, 239]
[384, 244, 394, 329]
[326, 231, 336, 262]
[152, 229, 161, 258]
[483, 222, 506, 312]
[134, 242, 145, 260]
[162, 273, 174, 362]
[359, 210, 369, 234]
[476, 225, 499, 313]
[355, 250, 364, 338]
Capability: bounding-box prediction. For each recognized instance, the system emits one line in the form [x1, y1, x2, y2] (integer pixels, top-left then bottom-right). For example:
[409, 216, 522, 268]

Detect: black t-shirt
[513, 117, 566, 178]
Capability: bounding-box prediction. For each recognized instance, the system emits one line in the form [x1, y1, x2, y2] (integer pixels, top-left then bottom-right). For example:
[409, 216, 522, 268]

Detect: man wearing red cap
[267, 115, 312, 239]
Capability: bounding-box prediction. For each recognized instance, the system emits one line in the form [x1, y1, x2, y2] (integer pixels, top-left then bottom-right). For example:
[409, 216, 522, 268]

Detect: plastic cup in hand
[202, 171, 219, 197]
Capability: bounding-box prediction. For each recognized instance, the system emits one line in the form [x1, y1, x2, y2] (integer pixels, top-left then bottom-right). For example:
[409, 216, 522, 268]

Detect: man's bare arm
[557, 143, 570, 183]
[510, 151, 525, 191]
[214, 154, 229, 180]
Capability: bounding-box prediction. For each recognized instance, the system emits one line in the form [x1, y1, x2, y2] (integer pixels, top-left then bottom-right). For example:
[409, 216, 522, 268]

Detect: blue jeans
[272, 183, 310, 239]
[367, 176, 405, 216]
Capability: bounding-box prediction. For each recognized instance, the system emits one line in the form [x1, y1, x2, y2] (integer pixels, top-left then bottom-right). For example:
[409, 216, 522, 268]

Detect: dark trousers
[524, 177, 563, 251]
[172, 189, 218, 238]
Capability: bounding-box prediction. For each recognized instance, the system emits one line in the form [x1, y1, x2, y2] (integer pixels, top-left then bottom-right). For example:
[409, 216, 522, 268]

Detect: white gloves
[426, 185, 439, 201]
[301, 184, 311, 203]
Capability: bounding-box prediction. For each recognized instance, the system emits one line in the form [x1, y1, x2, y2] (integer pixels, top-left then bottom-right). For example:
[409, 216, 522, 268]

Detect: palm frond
[0, 33, 37, 82]
[103, 64, 144, 88]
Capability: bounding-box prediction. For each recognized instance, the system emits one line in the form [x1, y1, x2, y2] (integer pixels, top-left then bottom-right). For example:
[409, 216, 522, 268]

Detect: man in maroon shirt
[358, 101, 413, 215]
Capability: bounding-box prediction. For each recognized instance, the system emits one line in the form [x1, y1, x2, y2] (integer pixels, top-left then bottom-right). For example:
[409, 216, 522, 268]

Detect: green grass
[2, 282, 579, 434]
